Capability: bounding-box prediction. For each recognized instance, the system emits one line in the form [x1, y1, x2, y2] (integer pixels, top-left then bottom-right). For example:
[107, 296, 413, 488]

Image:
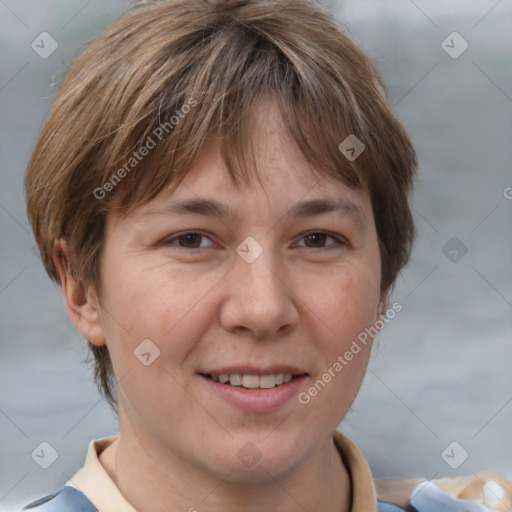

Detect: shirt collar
[333, 429, 378, 512]
[65, 435, 136, 512]
[66, 430, 377, 512]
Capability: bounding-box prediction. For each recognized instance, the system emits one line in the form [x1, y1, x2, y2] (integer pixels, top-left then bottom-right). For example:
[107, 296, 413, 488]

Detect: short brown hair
[25, 0, 418, 411]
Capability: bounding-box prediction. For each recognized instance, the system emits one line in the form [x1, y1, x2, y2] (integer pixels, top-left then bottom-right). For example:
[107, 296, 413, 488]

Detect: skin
[55, 101, 385, 512]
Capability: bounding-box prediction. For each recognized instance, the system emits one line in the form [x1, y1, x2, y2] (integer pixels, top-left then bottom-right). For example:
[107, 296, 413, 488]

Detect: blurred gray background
[1, 0, 511, 510]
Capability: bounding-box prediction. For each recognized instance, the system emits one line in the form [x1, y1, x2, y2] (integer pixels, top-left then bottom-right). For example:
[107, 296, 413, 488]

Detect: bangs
[92, 10, 375, 214]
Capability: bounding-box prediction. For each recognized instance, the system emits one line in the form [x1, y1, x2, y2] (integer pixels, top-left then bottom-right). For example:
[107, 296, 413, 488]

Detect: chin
[217, 459, 298, 485]
[204, 440, 302, 483]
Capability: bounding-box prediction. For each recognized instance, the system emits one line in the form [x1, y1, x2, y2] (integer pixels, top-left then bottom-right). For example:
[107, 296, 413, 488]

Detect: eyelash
[162, 230, 347, 252]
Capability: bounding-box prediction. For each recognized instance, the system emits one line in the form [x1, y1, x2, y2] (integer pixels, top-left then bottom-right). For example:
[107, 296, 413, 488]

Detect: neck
[100, 418, 351, 512]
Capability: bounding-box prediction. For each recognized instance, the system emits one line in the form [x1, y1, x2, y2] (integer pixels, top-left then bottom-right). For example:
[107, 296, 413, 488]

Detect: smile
[207, 373, 297, 389]
[200, 371, 308, 412]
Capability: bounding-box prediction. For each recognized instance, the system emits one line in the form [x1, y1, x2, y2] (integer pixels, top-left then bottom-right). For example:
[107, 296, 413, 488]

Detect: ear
[374, 294, 388, 334]
[53, 239, 106, 347]
[378, 295, 388, 318]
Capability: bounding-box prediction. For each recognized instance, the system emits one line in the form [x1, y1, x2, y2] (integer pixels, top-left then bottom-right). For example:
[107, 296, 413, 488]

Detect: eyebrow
[142, 197, 367, 228]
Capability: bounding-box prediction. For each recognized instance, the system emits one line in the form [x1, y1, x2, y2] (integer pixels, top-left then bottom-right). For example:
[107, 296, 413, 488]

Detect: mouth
[199, 367, 309, 412]
[200, 372, 306, 390]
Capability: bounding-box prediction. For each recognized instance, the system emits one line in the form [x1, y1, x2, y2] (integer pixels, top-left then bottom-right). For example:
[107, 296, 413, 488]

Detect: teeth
[242, 375, 260, 388]
[210, 373, 297, 389]
[259, 375, 276, 389]
[229, 374, 242, 386]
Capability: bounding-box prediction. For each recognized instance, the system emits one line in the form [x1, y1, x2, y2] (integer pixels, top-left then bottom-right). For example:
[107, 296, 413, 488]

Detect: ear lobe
[53, 239, 106, 347]
[374, 296, 388, 333]
[378, 297, 388, 318]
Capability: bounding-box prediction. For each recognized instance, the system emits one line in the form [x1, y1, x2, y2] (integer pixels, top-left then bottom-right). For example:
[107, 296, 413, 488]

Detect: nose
[219, 246, 300, 340]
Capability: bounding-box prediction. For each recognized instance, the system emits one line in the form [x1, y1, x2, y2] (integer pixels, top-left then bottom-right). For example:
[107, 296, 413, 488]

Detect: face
[91, 103, 384, 483]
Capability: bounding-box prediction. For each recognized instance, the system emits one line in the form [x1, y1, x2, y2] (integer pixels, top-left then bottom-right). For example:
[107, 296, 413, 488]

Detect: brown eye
[304, 232, 328, 248]
[164, 232, 214, 250]
[177, 233, 202, 248]
[297, 231, 345, 250]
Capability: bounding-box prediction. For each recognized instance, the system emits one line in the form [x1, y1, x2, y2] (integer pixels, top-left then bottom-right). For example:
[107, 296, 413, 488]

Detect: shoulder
[377, 500, 410, 511]
[20, 486, 98, 512]
[375, 472, 512, 511]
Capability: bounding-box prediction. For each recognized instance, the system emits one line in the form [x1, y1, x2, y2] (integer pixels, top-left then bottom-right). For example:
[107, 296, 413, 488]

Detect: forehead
[130, 100, 373, 226]
[136, 142, 371, 233]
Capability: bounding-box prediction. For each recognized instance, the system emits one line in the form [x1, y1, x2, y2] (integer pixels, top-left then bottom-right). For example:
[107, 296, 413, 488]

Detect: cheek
[297, 271, 377, 422]
[300, 262, 380, 406]
[310, 262, 381, 340]
[98, 257, 222, 383]
[101, 256, 205, 336]
[99, 262, 215, 427]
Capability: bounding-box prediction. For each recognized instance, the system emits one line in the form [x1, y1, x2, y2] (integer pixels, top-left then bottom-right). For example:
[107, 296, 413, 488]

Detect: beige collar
[65, 435, 135, 512]
[66, 430, 378, 512]
[333, 430, 378, 511]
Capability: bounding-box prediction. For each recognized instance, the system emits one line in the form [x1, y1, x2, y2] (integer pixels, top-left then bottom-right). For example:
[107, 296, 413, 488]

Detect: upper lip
[200, 365, 308, 376]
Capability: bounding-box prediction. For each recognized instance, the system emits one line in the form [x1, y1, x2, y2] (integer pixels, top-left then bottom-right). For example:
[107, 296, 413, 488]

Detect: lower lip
[200, 374, 307, 413]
